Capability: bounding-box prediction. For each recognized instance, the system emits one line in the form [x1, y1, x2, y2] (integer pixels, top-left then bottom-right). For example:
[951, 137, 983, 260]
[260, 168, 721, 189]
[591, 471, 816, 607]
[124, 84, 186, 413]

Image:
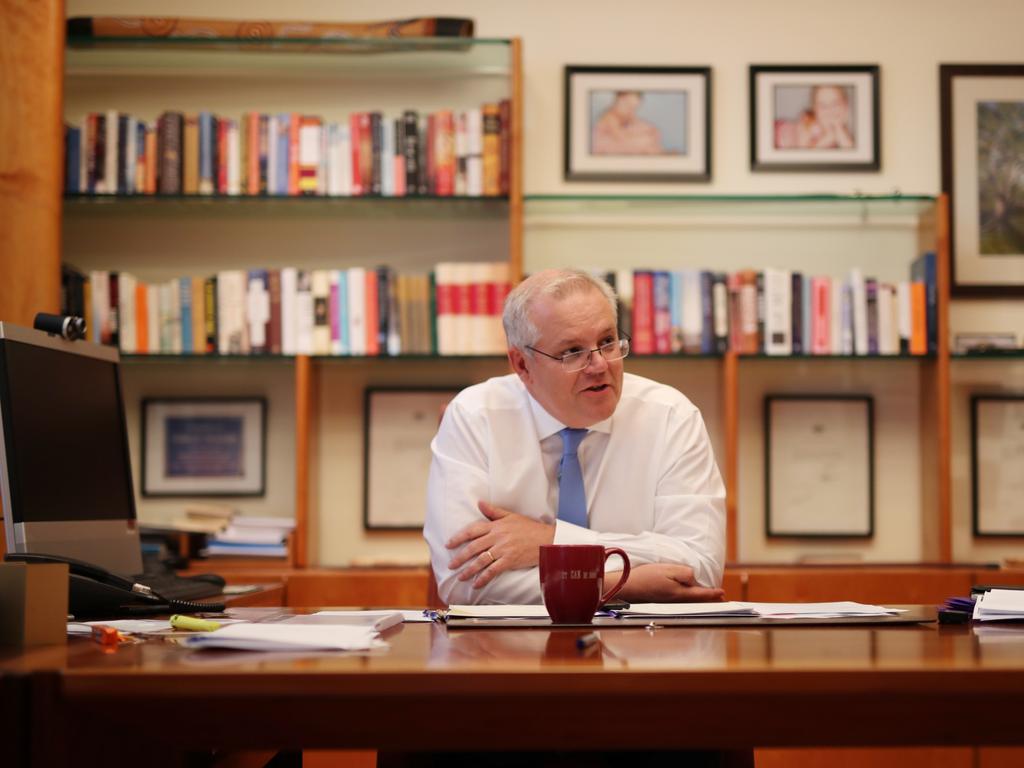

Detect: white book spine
[681, 269, 703, 353]
[896, 281, 912, 352]
[337, 124, 352, 197]
[246, 274, 270, 351]
[381, 118, 395, 197]
[829, 277, 843, 356]
[347, 267, 367, 356]
[849, 268, 868, 356]
[118, 272, 137, 354]
[89, 270, 109, 343]
[280, 267, 298, 356]
[466, 108, 483, 197]
[311, 269, 331, 356]
[217, 270, 248, 355]
[146, 284, 160, 353]
[295, 270, 314, 356]
[227, 120, 241, 195]
[763, 268, 792, 356]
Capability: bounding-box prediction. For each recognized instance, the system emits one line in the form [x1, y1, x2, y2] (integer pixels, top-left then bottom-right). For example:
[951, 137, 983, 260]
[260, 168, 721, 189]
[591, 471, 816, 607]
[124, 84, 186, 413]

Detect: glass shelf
[65, 36, 513, 79]
[951, 350, 1024, 360]
[62, 193, 510, 221]
[738, 353, 934, 361]
[525, 193, 936, 222]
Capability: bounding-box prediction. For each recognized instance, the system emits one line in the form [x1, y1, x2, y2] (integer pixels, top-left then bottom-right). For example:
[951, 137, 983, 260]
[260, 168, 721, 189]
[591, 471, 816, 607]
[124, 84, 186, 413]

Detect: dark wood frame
[971, 394, 1024, 536]
[363, 386, 461, 531]
[563, 65, 712, 182]
[940, 63, 1024, 297]
[765, 394, 875, 538]
[140, 396, 267, 497]
[749, 64, 881, 172]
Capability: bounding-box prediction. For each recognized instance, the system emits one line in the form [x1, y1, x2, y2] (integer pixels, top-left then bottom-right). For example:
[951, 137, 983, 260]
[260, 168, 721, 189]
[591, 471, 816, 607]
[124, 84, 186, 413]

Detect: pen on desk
[576, 632, 600, 651]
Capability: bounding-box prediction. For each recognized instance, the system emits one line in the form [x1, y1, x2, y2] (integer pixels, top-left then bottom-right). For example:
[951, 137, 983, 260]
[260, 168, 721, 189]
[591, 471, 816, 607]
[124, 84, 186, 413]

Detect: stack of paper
[447, 605, 551, 619]
[281, 610, 405, 631]
[973, 589, 1024, 622]
[204, 515, 296, 558]
[745, 601, 902, 619]
[615, 602, 757, 618]
[185, 623, 385, 651]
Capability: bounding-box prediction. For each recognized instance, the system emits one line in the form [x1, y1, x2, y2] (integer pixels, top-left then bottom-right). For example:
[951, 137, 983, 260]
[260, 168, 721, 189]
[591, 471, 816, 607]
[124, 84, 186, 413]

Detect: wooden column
[936, 194, 952, 563]
[0, 0, 64, 324]
[723, 350, 739, 562]
[508, 38, 524, 282]
[294, 354, 316, 568]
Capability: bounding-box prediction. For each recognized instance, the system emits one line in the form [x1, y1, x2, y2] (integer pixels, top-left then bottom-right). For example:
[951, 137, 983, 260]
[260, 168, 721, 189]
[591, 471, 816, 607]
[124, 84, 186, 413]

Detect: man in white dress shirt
[424, 268, 726, 605]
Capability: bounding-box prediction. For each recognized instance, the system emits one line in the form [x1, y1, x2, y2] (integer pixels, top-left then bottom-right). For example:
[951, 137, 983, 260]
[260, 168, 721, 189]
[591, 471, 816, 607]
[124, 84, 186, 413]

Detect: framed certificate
[765, 395, 874, 538]
[364, 387, 460, 530]
[141, 397, 266, 497]
[971, 395, 1024, 536]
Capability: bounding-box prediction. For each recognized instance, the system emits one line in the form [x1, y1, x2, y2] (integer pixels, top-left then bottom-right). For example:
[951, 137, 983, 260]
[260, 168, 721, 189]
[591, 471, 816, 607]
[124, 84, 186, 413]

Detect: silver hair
[502, 268, 619, 351]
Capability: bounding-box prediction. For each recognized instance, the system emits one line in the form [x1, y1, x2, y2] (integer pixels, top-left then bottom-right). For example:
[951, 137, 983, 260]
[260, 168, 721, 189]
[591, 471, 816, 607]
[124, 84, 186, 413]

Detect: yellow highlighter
[170, 614, 221, 632]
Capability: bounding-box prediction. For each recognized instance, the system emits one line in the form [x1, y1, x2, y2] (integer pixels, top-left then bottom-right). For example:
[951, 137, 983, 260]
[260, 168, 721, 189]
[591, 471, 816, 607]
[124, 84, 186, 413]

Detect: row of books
[63, 102, 513, 198]
[62, 262, 512, 358]
[611, 252, 937, 356]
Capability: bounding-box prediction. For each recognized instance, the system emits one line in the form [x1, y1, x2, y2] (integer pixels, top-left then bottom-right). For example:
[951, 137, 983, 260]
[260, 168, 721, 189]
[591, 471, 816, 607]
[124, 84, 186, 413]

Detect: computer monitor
[0, 322, 143, 575]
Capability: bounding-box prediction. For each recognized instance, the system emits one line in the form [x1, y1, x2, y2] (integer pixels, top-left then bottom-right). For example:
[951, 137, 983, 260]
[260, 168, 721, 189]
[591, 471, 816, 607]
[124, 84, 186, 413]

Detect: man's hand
[446, 501, 555, 589]
[614, 563, 725, 603]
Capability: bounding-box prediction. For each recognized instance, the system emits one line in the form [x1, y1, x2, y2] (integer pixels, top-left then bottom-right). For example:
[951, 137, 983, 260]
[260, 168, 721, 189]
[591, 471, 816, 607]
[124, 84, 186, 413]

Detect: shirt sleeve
[553, 407, 726, 588]
[423, 399, 544, 605]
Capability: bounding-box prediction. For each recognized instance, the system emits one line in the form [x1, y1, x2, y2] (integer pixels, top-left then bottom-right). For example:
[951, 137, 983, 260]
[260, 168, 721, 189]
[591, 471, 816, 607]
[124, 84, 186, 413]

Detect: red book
[631, 271, 654, 355]
[364, 269, 380, 356]
[358, 113, 373, 197]
[434, 110, 454, 196]
[811, 277, 831, 355]
[217, 118, 228, 194]
[288, 111, 300, 196]
[135, 281, 148, 353]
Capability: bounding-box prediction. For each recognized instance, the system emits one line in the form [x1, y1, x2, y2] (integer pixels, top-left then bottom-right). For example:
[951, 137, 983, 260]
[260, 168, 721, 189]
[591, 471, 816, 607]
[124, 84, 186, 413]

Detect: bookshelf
[54, 31, 524, 567]
[524, 193, 952, 564]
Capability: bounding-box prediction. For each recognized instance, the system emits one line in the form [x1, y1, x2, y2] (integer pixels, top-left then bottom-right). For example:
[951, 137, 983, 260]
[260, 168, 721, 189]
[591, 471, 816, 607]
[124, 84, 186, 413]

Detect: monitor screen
[0, 323, 142, 574]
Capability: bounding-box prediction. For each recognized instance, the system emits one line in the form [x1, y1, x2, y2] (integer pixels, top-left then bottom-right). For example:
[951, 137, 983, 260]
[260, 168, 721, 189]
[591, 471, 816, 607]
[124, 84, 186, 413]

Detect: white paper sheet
[184, 623, 385, 651]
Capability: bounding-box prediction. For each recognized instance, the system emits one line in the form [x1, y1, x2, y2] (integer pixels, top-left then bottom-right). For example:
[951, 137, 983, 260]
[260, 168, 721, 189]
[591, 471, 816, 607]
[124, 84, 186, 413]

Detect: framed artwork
[971, 395, 1024, 536]
[564, 65, 711, 182]
[364, 387, 460, 530]
[750, 65, 880, 172]
[765, 395, 874, 538]
[940, 64, 1024, 296]
[141, 397, 266, 497]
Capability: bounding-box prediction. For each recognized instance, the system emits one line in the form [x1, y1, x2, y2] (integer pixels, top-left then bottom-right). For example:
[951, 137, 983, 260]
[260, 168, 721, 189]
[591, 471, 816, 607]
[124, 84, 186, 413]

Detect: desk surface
[4, 606, 1024, 757]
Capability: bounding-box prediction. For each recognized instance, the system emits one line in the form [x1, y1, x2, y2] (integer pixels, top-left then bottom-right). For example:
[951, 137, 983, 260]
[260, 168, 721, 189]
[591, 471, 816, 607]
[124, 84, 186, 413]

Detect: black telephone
[4, 552, 225, 619]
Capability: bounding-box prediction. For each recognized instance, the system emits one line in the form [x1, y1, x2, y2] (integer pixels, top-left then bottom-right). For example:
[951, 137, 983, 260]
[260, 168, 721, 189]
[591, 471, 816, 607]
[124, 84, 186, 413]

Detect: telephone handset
[4, 552, 225, 619]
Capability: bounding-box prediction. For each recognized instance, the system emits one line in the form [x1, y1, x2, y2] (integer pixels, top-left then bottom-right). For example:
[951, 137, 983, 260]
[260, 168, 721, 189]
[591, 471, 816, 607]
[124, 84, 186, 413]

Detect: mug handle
[600, 547, 631, 604]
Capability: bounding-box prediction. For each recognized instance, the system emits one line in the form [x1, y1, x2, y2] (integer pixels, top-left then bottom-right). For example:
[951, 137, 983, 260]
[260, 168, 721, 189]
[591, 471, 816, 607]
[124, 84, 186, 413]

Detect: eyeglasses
[526, 332, 631, 373]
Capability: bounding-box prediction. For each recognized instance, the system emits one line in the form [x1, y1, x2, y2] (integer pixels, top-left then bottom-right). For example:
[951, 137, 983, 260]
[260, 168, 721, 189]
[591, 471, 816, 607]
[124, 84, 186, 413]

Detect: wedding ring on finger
[483, 549, 496, 565]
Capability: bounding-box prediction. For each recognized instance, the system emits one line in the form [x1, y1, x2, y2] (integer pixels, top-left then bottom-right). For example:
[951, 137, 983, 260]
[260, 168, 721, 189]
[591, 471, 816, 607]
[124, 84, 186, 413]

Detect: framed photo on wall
[941, 64, 1024, 296]
[564, 65, 711, 182]
[765, 395, 875, 538]
[364, 387, 460, 530]
[141, 397, 266, 497]
[971, 395, 1024, 536]
[750, 65, 880, 172]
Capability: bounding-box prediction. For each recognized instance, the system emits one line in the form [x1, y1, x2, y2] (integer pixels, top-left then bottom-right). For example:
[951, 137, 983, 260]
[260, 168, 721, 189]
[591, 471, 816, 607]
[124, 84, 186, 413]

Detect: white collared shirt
[424, 372, 726, 605]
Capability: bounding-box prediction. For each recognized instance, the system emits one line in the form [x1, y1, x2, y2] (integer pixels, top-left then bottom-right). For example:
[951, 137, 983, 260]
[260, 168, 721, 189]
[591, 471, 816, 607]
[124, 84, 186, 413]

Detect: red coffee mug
[539, 544, 631, 624]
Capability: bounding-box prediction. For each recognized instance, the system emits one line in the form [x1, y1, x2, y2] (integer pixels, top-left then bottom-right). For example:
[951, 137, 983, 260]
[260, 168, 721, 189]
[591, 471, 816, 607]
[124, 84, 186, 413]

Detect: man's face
[510, 287, 624, 428]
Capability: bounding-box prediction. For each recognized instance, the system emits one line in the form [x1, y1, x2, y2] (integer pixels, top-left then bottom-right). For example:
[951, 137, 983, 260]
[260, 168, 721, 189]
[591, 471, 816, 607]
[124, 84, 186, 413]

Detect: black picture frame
[363, 386, 461, 531]
[750, 64, 880, 172]
[940, 64, 1024, 297]
[564, 65, 712, 182]
[765, 394, 875, 538]
[141, 397, 267, 497]
[971, 394, 1024, 536]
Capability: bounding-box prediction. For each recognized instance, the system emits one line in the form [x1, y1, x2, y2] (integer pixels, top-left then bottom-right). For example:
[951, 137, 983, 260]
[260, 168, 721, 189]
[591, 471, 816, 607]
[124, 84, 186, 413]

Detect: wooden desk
[4, 609, 1024, 767]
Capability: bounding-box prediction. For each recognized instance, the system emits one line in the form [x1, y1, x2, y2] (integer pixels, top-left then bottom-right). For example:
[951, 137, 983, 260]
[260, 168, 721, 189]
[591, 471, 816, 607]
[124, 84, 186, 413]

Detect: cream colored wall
[66, 0, 1024, 564]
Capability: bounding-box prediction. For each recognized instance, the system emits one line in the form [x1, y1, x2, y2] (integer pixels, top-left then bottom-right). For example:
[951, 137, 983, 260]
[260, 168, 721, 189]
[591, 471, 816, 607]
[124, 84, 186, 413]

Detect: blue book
[669, 271, 683, 353]
[652, 270, 671, 355]
[276, 113, 290, 196]
[338, 269, 350, 354]
[910, 252, 937, 354]
[699, 271, 714, 354]
[179, 276, 193, 354]
[65, 126, 81, 193]
[199, 111, 215, 194]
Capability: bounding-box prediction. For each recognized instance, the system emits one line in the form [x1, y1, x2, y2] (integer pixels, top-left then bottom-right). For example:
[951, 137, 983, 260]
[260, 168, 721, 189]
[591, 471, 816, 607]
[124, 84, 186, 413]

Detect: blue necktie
[557, 428, 589, 527]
